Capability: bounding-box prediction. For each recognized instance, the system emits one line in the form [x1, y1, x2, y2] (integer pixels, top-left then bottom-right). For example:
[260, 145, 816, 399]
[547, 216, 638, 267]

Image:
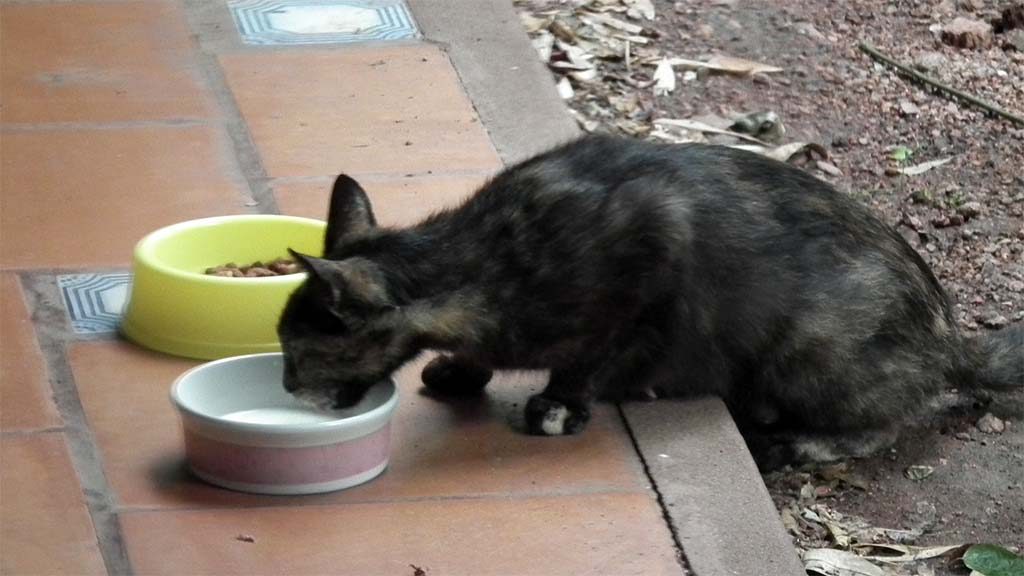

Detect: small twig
[859, 42, 1024, 127]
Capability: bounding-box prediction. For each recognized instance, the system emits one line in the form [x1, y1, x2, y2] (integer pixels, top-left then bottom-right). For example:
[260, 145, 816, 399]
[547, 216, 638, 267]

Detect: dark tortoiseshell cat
[277, 135, 1022, 469]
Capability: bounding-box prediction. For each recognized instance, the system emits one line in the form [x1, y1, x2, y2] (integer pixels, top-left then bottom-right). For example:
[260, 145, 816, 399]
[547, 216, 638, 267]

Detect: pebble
[979, 312, 1009, 328]
[955, 431, 973, 441]
[941, 17, 994, 49]
[914, 51, 947, 72]
[977, 413, 1006, 434]
[958, 201, 983, 219]
[900, 100, 921, 116]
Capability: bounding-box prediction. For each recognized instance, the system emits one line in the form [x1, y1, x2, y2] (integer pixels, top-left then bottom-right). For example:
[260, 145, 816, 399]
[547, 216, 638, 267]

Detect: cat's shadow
[415, 385, 536, 434]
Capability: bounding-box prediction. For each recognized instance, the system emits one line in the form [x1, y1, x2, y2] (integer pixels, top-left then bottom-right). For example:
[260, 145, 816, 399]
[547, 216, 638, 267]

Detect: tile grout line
[113, 485, 649, 515]
[19, 273, 133, 576]
[0, 426, 67, 437]
[617, 404, 694, 576]
[180, 1, 280, 216]
[0, 119, 209, 132]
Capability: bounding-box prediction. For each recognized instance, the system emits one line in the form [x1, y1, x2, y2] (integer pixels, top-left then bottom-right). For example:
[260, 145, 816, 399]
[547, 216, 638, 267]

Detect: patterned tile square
[230, 0, 418, 45]
[59, 273, 132, 334]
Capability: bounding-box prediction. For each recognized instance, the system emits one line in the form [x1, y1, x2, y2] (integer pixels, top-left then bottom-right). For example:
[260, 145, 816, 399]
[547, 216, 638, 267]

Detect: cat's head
[277, 175, 409, 409]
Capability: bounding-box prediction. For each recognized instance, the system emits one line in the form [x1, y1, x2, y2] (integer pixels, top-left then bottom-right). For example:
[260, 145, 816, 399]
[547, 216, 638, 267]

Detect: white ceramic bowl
[170, 353, 397, 495]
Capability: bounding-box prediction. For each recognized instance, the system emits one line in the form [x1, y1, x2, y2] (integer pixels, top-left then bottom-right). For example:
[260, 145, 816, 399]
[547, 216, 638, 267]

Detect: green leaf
[963, 544, 1024, 576]
[890, 146, 913, 162]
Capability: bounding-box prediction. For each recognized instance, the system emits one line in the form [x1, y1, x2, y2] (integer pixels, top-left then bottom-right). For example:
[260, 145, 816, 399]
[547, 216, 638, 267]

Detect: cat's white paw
[525, 395, 590, 435]
[540, 404, 570, 435]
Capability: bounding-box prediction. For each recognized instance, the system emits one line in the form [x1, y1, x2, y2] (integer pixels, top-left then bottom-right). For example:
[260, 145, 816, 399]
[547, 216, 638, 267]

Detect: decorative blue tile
[58, 273, 132, 334]
[229, 0, 419, 45]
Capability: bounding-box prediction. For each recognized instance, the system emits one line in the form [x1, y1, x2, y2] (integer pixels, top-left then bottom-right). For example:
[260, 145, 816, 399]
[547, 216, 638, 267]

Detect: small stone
[955, 431, 973, 441]
[941, 17, 993, 49]
[977, 413, 1006, 434]
[900, 100, 921, 116]
[914, 51, 947, 72]
[905, 465, 935, 481]
[817, 160, 842, 176]
[958, 202, 983, 219]
[935, 0, 956, 15]
[979, 312, 1009, 328]
[1004, 29, 1024, 52]
[795, 22, 828, 42]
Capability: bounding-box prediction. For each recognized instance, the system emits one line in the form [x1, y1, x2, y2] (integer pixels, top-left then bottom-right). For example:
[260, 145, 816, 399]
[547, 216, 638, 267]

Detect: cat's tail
[962, 323, 1024, 391]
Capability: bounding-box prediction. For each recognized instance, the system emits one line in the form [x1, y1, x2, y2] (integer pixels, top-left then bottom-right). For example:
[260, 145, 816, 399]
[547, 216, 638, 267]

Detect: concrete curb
[623, 398, 806, 576]
[408, 0, 580, 165]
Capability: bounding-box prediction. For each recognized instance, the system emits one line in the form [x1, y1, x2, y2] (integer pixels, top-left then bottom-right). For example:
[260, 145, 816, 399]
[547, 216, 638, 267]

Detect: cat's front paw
[525, 395, 590, 436]
[421, 355, 492, 396]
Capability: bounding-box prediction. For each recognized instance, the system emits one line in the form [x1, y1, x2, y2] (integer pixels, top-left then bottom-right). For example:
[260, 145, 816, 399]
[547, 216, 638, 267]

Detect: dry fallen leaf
[898, 157, 953, 176]
[653, 58, 676, 95]
[804, 549, 884, 576]
[624, 0, 656, 20]
[655, 118, 770, 144]
[856, 543, 967, 564]
[580, 12, 644, 34]
[532, 31, 555, 62]
[519, 12, 551, 34]
[662, 55, 784, 76]
[556, 76, 575, 99]
[731, 142, 829, 163]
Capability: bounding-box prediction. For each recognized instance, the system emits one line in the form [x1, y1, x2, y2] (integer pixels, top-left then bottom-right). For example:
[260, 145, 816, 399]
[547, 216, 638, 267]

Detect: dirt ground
[517, 0, 1022, 572]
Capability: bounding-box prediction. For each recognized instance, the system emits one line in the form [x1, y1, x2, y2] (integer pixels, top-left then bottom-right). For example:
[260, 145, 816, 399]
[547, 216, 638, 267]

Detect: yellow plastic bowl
[121, 215, 326, 360]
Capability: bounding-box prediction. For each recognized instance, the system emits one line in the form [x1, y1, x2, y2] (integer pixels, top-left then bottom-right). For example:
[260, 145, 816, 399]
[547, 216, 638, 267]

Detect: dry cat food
[205, 258, 300, 277]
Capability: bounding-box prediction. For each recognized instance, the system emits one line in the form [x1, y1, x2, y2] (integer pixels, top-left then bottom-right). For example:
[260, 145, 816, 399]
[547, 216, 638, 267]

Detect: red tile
[1, 433, 105, 575]
[1, 127, 249, 269]
[69, 342, 646, 510]
[274, 174, 489, 228]
[220, 45, 501, 178]
[0, 1, 210, 123]
[0, 274, 59, 430]
[122, 493, 680, 575]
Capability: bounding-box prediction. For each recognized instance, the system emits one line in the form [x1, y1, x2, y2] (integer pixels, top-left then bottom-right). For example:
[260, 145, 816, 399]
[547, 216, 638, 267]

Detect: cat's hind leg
[421, 354, 493, 396]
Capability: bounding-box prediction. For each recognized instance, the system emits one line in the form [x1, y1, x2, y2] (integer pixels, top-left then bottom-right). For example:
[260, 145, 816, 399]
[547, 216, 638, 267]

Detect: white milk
[221, 407, 338, 425]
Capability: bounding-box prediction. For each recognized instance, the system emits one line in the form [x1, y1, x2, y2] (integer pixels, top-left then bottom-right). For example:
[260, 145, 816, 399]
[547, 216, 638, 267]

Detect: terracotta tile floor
[1, 127, 249, 269]
[0, 275, 59, 431]
[0, 1, 211, 124]
[0, 3, 681, 574]
[121, 493, 680, 576]
[219, 45, 502, 178]
[1, 434, 106, 576]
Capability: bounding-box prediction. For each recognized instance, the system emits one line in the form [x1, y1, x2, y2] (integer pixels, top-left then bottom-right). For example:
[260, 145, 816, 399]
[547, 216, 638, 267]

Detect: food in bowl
[171, 353, 397, 495]
[205, 258, 301, 277]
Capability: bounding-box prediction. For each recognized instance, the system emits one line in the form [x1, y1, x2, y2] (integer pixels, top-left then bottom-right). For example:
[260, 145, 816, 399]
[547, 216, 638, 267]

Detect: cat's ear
[325, 174, 377, 252]
[289, 249, 393, 313]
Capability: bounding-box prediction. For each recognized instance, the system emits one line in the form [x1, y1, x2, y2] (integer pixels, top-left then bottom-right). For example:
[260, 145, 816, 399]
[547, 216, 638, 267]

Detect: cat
[277, 134, 1023, 470]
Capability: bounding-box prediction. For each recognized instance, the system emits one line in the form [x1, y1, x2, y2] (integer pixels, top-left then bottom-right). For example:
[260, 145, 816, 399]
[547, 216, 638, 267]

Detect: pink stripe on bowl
[185, 422, 391, 486]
